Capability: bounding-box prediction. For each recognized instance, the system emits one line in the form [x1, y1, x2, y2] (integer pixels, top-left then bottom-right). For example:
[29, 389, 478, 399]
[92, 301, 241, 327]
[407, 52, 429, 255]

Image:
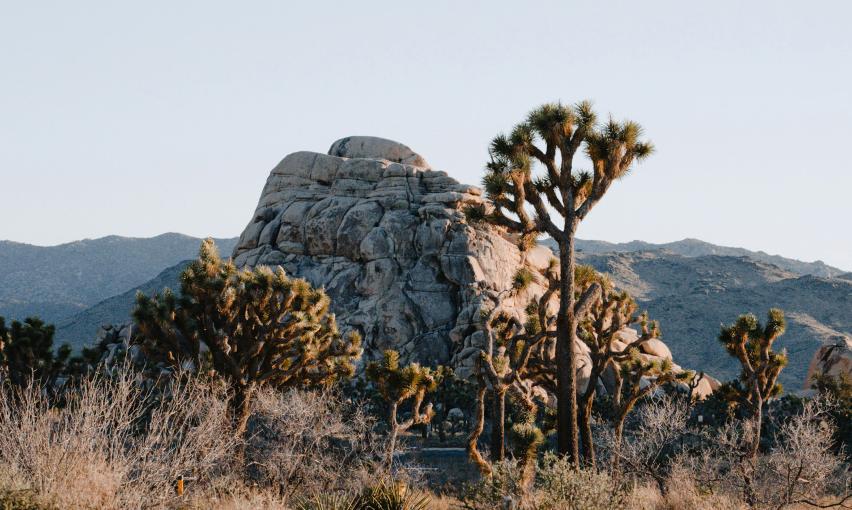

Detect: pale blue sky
[1, 1, 850, 269]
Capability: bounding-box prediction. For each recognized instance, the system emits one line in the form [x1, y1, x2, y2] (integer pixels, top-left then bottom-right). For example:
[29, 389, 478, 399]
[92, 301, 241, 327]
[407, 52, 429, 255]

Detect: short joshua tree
[133, 239, 362, 436]
[717, 308, 787, 459]
[366, 349, 440, 465]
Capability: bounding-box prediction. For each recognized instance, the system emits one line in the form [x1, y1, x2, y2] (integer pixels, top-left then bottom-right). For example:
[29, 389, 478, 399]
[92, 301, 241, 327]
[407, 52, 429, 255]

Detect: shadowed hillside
[0, 233, 237, 324]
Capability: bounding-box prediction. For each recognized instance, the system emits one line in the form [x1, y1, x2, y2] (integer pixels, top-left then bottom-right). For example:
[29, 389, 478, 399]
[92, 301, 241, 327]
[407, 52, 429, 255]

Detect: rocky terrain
[574, 251, 851, 389]
[0, 233, 236, 324]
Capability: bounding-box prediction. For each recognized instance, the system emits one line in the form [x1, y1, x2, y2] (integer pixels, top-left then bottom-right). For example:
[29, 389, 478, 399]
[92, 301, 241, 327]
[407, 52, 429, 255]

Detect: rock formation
[232, 136, 549, 377]
[232, 136, 702, 393]
[805, 339, 852, 389]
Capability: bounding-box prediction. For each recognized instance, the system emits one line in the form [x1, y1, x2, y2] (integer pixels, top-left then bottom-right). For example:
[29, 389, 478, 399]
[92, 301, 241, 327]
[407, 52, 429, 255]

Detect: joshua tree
[467, 101, 653, 462]
[717, 309, 787, 459]
[609, 316, 693, 466]
[133, 239, 362, 436]
[472, 265, 559, 463]
[574, 271, 643, 468]
[0, 316, 71, 388]
[366, 349, 439, 465]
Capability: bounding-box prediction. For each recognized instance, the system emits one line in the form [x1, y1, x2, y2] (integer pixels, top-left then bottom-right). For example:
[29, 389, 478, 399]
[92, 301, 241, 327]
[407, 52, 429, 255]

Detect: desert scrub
[533, 453, 630, 510]
[463, 456, 630, 510]
[0, 367, 237, 510]
[295, 479, 430, 510]
[244, 388, 384, 499]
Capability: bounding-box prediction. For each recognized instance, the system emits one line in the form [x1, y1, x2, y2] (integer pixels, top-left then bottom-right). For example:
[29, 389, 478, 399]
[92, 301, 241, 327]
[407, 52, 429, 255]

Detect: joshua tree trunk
[491, 388, 507, 461]
[556, 234, 580, 464]
[387, 401, 400, 466]
[748, 385, 764, 460]
[579, 392, 596, 468]
[467, 380, 491, 476]
[231, 382, 256, 438]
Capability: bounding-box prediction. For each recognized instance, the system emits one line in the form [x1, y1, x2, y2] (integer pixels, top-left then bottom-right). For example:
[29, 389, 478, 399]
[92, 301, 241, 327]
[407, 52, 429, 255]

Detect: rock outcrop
[233, 137, 554, 377]
[805, 340, 852, 389]
[232, 137, 701, 391]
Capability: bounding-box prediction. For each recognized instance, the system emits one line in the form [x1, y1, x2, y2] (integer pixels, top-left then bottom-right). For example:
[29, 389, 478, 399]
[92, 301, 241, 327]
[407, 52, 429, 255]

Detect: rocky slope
[575, 251, 852, 389]
[0, 234, 236, 324]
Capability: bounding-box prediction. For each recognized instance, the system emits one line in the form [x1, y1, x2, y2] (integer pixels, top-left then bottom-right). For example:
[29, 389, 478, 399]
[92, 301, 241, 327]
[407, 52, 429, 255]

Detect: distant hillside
[55, 261, 191, 350]
[3, 232, 848, 390]
[575, 250, 852, 390]
[0, 233, 237, 324]
[570, 238, 846, 277]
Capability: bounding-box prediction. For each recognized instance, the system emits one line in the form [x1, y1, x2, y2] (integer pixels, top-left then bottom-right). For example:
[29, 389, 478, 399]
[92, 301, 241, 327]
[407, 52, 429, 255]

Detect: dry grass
[0, 368, 238, 509]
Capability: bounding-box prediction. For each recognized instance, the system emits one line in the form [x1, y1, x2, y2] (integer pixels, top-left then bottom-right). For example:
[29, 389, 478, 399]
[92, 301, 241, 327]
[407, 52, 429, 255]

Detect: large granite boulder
[233, 137, 701, 393]
[233, 137, 551, 377]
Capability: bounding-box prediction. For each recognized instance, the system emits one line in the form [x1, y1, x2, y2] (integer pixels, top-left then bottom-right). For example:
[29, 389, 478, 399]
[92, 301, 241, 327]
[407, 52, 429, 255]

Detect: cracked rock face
[233, 137, 551, 376]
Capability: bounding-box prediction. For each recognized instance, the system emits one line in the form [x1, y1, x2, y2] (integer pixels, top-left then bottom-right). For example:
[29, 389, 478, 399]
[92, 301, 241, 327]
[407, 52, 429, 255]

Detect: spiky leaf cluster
[365, 349, 439, 406]
[133, 239, 362, 391]
[473, 101, 653, 246]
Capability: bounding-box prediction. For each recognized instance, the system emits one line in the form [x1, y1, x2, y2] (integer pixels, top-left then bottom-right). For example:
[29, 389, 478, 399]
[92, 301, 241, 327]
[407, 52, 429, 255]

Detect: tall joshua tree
[133, 239, 362, 436]
[366, 349, 439, 465]
[467, 101, 654, 461]
[718, 309, 787, 459]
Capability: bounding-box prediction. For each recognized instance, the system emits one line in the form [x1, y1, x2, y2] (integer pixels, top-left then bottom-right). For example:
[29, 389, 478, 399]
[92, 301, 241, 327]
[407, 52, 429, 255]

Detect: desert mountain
[0, 233, 237, 324]
[572, 238, 844, 278]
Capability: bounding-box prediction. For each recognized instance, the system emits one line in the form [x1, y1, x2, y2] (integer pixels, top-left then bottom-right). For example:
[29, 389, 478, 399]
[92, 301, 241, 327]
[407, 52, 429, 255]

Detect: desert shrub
[674, 396, 850, 508]
[604, 394, 692, 492]
[244, 387, 383, 499]
[295, 479, 430, 510]
[534, 452, 630, 510]
[462, 455, 629, 510]
[0, 367, 237, 510]
[462, 460, 525, 509]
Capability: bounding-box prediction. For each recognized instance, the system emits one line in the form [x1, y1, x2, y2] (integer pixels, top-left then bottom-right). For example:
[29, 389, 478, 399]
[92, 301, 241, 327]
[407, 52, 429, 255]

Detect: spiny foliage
[717, 309, 788, 411]
[0, 316, 71, 388]
[467, 100, 653, 246]
[366, 350, 440, 463]
[366, 350, 439, 406]
[133, 239, 362, 433]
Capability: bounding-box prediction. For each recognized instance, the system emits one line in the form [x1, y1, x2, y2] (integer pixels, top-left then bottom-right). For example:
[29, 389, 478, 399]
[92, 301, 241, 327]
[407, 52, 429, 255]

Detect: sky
[1, 1, 850, 270]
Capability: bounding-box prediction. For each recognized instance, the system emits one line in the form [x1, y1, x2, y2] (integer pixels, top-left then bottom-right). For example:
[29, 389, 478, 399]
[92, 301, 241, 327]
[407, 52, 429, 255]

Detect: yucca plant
[355, 479, 430, 510]
[0, 316, 71, 389]
[295, 492, 359, 510]
[609, 317, 694, 465]
[466, 101, 653, 463]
